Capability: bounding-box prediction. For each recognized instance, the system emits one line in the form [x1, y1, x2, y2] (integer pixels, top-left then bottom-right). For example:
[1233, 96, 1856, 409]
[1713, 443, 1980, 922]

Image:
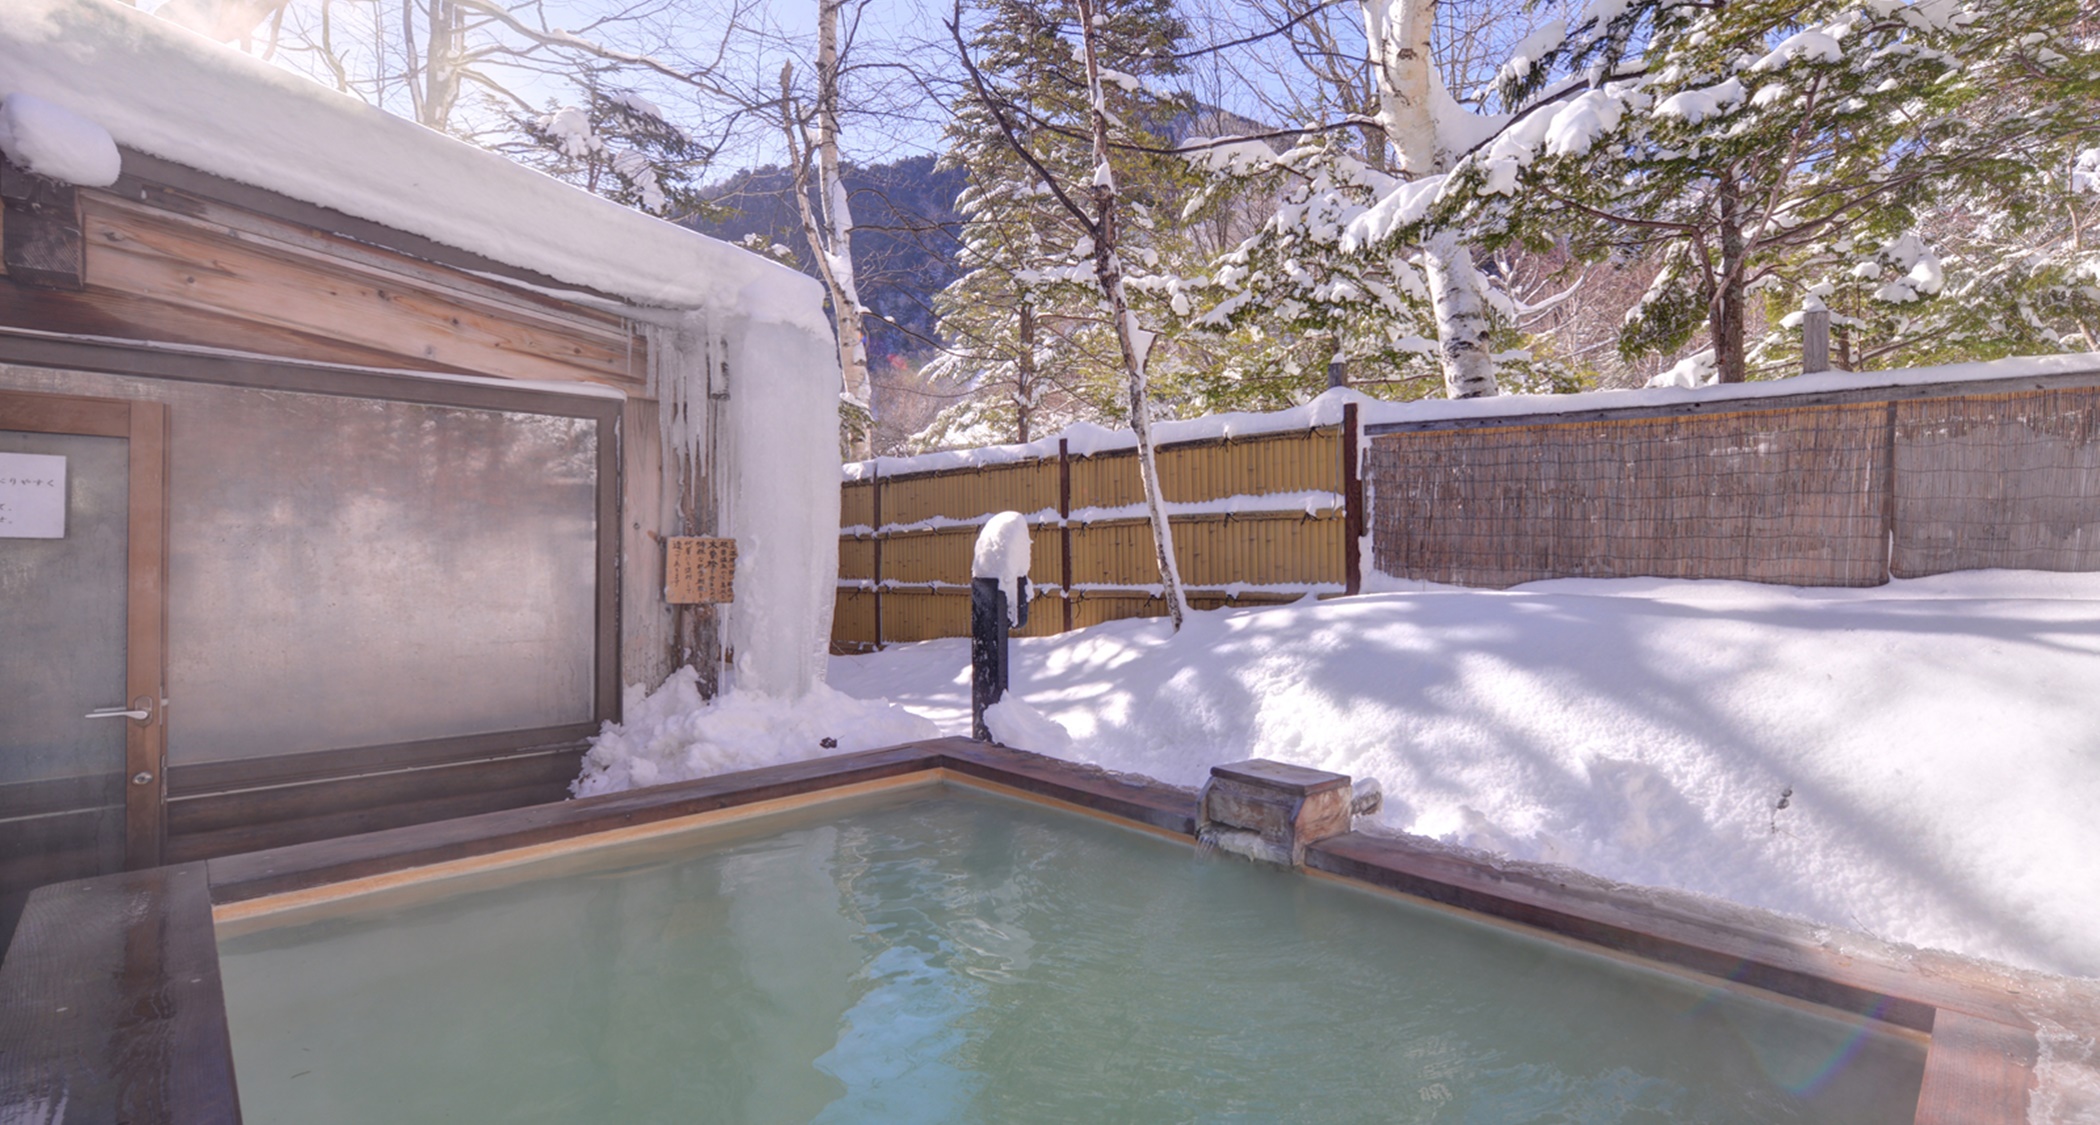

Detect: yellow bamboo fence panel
[833, 424, 1353, 650]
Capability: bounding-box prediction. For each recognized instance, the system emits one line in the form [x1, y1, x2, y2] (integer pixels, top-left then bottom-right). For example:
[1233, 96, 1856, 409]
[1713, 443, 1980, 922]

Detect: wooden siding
[75, 188, 643, 387]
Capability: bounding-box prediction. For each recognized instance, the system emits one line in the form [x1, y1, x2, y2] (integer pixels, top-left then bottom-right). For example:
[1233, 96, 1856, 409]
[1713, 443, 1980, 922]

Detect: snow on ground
[572, 666, 936, 797]
[827, 569, 2100, 982]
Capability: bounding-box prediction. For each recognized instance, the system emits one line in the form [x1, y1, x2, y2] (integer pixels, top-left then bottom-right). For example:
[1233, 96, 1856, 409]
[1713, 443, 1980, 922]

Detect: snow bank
[829, 570, 2100, 982]
[0, 92, 119, 185]
[846, 354, 2100, 480]
[0, 0, 823, 328]
[572, 666, 938, 797]
[982, 697, 1072, 756]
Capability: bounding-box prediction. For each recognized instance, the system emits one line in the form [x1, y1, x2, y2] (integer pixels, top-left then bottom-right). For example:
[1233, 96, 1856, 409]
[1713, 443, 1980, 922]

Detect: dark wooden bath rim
[0, 738, 2071, 1123]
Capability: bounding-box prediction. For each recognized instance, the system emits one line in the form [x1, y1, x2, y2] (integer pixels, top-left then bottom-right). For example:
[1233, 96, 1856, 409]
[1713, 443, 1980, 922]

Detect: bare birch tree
[1359, 0, 1498, 398]
[777, 0, 874, 459]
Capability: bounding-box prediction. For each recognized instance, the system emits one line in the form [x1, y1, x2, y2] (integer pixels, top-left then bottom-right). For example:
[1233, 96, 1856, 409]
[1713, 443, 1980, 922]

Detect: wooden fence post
[1059, 438, 1074, 633]
[1342, 401, 1362, 596]
[870, 465, 884, 650]
[1803, 306, 1831, 375]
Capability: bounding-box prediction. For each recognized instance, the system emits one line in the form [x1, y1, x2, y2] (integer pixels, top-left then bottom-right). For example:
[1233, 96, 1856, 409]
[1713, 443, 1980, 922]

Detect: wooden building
[0, 0, 842, 922]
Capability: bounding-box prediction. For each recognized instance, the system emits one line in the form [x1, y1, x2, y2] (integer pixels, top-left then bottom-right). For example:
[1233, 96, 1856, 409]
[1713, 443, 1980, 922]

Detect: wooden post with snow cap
[1802, 300, 1832, 375]
[971, 512, 1032, 741]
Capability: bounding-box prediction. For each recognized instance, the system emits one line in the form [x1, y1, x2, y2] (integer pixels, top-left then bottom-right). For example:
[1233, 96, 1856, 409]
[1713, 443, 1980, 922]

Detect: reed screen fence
[837, 375, 2100, 649]
[1366, 378, 2100, 589]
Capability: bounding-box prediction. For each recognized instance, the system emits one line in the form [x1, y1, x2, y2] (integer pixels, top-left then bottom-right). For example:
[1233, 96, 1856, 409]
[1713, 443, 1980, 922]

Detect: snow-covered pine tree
[511, 79, 715, 219]
[1177, 0, 1601, 404]
[920, 0, 1197, 448]
[1177, 136, 1450, 407]
[1457, 0, 2100, 381]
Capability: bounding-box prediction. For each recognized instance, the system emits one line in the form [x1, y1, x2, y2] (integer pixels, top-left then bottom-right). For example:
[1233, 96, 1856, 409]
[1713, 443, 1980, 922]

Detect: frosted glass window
[0, 363, 601, 765]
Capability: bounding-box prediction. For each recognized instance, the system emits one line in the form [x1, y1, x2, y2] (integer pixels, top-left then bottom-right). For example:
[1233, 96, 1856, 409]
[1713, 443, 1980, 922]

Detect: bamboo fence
[833, 408, 1364, 651]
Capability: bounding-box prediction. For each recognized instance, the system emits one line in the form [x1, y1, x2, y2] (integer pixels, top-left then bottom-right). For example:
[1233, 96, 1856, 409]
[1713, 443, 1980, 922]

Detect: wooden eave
[0, 149, 652, 391]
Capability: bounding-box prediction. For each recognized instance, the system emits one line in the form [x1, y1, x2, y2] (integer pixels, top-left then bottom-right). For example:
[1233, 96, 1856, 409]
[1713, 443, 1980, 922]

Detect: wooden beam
[0, 272, 481, 375]
[0, 163, 84, 291]
[123, 399, 169, 870]
[78, 196, 638, 388]
[96, 187, 637, 363]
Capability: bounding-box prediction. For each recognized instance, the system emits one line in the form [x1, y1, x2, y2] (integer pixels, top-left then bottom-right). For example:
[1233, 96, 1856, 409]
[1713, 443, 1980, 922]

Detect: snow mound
[572, 667, 938, 798]
[983, 698, 1072, 756]
[0, 92, 119, 186]
[972, 511, 1032, 624]
[830, 571, 2100, 981]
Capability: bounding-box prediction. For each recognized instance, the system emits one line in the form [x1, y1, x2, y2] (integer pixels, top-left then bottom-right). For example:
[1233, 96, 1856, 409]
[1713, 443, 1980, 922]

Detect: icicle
[643, 309, 715, 537]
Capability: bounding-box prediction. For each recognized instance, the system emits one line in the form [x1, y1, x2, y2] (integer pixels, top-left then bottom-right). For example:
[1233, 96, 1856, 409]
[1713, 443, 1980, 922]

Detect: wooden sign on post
[666, 536, 737, 604]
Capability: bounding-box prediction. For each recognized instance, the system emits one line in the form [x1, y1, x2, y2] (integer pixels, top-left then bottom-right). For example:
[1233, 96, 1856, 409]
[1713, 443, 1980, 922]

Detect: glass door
[0, 390, 166, 908]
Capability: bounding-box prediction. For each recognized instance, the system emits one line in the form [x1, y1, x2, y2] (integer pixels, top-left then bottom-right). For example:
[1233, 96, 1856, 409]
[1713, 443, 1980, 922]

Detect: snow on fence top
[0, 0, 825, 331]
[845, 353, 2100, 481]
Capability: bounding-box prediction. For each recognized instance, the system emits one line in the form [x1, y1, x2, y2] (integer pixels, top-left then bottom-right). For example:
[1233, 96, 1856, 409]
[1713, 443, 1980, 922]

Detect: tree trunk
[1015, 300, 1035, 443]
[1360, 0, 1500, 398]
[1077, 0, 1186, 630]
[1713, 172, 1748, 383]
[1423, 231, 1499, 398]
[816, 0, 872, 455]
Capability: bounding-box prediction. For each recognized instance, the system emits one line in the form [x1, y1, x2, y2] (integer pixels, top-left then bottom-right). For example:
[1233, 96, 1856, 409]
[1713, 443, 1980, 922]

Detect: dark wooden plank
[1342, 399, 1362, 595]
[1306, 831, 2052, 1033]
[125, 398, 169, 869]
[166, 726, 595, 798]
[1362, 369, 2100, 435]
[206, 743, 945, 903]
[167, 776, 575, 866]
[1209, 759, 1350, 796]
[1914, 1009, 2037, 1125]
[0, 163, 84, 290]
[931, 738, 1201, 836]
[0, 863, 240, 1123]
[167, 747, 585, 836]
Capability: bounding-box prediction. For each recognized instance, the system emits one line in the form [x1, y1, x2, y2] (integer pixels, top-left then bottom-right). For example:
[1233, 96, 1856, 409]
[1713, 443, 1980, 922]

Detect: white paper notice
[0, 452, 67, 538]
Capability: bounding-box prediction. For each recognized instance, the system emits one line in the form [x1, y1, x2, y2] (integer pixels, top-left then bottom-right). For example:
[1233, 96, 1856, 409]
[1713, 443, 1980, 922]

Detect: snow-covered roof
[0, 0, 825, 329]
[845, 352, 2100, 480]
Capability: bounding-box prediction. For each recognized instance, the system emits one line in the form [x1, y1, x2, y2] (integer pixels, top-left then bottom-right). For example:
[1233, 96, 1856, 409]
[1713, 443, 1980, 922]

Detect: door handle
[86, 705, 151, 721]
